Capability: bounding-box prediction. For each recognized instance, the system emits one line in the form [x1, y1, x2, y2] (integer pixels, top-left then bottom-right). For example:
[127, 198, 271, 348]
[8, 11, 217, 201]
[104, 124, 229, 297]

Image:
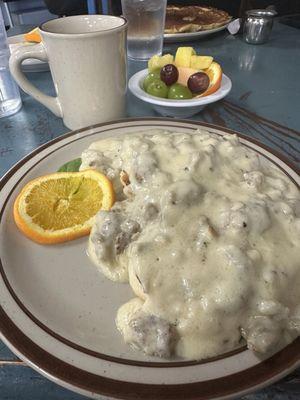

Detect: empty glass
[121, 0, 167, 60]
[0, 8, 22, 118]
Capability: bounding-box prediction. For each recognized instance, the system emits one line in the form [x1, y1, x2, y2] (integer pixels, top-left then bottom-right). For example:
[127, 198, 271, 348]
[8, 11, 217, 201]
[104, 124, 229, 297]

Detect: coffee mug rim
[40, 15, 127, 38]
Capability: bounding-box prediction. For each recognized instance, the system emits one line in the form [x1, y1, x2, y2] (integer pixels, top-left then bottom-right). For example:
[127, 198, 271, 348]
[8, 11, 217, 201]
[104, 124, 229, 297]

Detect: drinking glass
[121, 0, 167, 60]
[0, 8, 22, 118]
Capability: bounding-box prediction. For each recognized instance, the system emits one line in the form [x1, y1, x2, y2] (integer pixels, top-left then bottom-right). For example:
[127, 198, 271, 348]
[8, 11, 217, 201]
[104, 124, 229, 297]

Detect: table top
[0, 21, 299, 400]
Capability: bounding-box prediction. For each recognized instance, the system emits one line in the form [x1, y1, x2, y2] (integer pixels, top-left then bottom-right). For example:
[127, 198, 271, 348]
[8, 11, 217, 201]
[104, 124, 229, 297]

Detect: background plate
[0, 118, 299, 400]
[164, 24, 229, 43]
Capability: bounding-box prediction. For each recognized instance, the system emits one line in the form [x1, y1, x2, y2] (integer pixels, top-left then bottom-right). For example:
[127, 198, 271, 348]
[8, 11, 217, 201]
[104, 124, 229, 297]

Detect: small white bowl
[128, 68, 232, 118]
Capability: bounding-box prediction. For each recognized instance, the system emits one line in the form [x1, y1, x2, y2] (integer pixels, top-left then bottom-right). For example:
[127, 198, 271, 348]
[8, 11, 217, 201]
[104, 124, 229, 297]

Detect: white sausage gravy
[80, 129, 300, 360]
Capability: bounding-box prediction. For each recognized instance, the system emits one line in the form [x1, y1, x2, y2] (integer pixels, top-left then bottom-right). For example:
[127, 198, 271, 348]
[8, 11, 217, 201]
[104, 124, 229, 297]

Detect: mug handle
[9, 43, 63, 118]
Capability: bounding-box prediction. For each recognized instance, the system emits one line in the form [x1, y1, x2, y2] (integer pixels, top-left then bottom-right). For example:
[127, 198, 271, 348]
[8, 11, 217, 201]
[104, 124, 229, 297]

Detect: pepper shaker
[243, 9, 277, 45]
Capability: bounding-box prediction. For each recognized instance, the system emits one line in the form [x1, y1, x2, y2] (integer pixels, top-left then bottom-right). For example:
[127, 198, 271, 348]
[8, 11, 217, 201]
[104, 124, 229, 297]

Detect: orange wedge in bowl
[196, 62, 223, 98]
[13, 170, 115, 244]
[24, 27, 42, 43]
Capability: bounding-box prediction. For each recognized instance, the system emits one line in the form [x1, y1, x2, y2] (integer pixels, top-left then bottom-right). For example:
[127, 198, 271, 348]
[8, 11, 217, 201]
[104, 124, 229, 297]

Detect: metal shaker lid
[246, 9, 277, 18]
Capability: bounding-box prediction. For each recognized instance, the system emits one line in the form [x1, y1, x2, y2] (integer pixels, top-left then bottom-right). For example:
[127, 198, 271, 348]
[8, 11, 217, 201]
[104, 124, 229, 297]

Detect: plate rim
[0, 117, 299, 400]
[163, 24, 228, 42]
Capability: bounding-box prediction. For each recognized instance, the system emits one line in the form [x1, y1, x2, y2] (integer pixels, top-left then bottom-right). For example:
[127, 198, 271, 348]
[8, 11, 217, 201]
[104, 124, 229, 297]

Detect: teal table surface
[0, 21, 299, 400]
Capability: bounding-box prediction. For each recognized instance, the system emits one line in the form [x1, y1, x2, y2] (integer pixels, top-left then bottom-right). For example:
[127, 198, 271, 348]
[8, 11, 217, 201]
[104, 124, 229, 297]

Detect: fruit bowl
[128, 68, 232, 118]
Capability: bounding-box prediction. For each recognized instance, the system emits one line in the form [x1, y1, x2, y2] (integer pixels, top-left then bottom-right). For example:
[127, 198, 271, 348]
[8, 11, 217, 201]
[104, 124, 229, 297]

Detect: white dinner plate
[164, 24, 229, 43]
[8, 34, 49, 72]
[0, 118, 299, 400]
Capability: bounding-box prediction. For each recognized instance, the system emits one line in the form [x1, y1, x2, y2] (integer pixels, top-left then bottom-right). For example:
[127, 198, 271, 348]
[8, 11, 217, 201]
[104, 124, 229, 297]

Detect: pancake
[165, 5, 231, 34]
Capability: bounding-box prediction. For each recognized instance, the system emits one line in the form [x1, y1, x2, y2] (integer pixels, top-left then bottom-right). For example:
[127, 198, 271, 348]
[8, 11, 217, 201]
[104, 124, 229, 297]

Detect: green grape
[168, 83, 193, 100]
[146, 79, 169, 98]
[143, 69, 161, 91]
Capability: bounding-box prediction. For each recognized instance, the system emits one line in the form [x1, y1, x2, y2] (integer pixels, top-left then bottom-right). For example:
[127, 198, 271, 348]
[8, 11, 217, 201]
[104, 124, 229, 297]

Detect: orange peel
[197, 62, 223, 98]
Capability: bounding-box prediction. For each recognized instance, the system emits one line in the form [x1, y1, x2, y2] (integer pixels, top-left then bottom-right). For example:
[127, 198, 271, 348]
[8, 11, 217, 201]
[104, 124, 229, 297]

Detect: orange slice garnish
[24, 27, 42, 43]
[13, 170, 115, 244]
[196, 62, 223, 98]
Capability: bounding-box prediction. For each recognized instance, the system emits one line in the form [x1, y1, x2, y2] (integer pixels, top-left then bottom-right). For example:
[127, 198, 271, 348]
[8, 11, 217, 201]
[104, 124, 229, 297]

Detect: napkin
[227, 19, 241, 35]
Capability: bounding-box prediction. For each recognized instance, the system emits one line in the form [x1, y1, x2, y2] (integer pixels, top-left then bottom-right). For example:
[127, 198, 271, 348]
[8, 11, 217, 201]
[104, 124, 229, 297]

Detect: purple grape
[160, 64, 179, 86]
[187, 72, 210, 94]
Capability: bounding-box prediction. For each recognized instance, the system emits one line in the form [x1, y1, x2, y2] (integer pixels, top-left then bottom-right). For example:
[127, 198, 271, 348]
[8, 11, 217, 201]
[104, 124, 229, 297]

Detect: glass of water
[0, 8, 22, 118]
[121, 0, 167, 60]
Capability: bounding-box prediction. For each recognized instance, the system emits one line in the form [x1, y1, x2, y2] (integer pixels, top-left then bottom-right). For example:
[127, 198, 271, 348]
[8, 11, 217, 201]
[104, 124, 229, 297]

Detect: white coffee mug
[9, 15, 127, 130]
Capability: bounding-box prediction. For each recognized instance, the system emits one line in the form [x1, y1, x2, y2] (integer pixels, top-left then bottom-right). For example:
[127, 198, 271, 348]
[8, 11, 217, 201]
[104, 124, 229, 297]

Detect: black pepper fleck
[243, 222, 247, 227]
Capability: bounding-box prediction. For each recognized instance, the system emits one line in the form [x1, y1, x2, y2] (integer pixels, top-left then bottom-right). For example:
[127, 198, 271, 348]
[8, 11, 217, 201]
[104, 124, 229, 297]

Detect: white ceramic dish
[8, 34, 49, 72]
[0, 118, 299, 400]
[128, 69, 232, 118]
[164, 24, 229, 43]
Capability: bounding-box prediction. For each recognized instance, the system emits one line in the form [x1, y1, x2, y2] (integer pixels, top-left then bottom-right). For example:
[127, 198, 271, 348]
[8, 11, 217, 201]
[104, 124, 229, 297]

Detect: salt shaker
[0, 7, 22, 118]
[243, 9, 277, 45]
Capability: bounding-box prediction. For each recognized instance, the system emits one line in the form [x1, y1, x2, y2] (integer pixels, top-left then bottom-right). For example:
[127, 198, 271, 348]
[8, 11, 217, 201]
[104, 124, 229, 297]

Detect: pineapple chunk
[148, 54, 174, 72]
[148, 55, 161, 72]
[190, 56, 214, 70]
[175, 47, 196, 68]
[161, 54, 174, 66]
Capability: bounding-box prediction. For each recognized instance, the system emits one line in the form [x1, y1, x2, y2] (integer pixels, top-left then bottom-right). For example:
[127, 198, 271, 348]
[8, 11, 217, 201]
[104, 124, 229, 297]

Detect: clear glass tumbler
[0, 8, 22, 118]
[121, 0, 167, 60]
